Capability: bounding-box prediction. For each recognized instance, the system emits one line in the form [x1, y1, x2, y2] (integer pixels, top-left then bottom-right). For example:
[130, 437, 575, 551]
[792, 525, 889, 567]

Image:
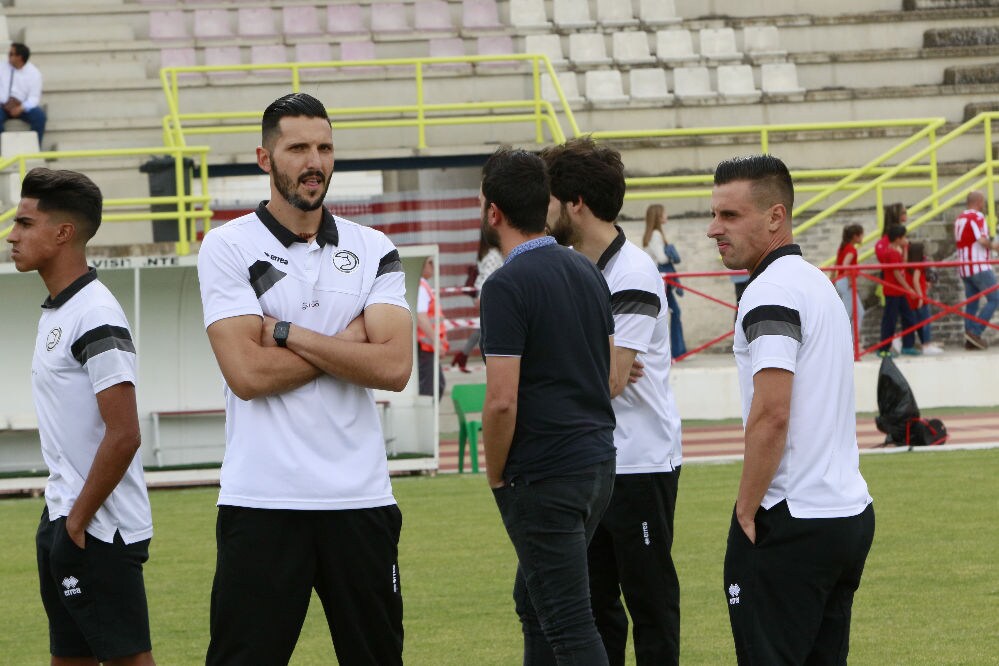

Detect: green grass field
[1, 448, 996, 664]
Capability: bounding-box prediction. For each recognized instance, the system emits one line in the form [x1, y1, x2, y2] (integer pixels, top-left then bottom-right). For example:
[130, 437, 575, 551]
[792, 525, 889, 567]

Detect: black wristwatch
[273, 321, 291, 348]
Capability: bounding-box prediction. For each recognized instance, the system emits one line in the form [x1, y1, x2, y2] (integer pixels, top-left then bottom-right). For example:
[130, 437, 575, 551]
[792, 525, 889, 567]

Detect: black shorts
[36, 506, 152, 661]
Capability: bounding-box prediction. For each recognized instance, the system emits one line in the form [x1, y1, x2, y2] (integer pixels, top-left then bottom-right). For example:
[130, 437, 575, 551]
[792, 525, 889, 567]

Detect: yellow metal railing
[0, 146, 213, 255]
[160, 54, 576, 151]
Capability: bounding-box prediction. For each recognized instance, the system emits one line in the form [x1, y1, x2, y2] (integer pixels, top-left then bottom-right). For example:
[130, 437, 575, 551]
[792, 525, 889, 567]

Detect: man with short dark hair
[480, 147, 617, 665]
[543, 137, 684, 666]
[8, 167, 155, 666]
[0, 42, 46, 143]
[954, 190, 999, 350]
[708, 154, 875, 665]
[197, 93, 413, 665]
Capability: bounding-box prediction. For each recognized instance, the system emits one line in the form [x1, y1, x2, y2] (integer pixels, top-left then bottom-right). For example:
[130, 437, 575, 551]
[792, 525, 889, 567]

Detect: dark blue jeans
[0, 105, 46, 143]
[879, 295, 915, 350]
[494, 459, 616, 666]
[665, 287, 687, 358]
[962, 269, 999, 336]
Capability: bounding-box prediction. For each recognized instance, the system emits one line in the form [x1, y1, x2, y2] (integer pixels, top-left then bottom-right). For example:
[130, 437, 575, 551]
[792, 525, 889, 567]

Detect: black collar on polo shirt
[595, 225, 627, 271]
[255, 201, 340, 248]
[746, 244, 802, 288]
[42, 267, 98, 309]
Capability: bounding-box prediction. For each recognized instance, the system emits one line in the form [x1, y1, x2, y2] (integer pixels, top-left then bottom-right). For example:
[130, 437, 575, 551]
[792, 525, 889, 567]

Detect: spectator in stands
[417, 255, 449, 396]
[954, 190, 999, 350]
[875, 202, 907, 264]
[479, 147, 616, 665]
[452, 234, 502, 372]
[878, 224, 920, 357]
[544, 137, 684, 665]
[833, 223, 865, 333]
[8, 168, 156, 665]
[906, 241, 943, 354]
[0, 43, 46, 144]
[707, 154, 874, 665]
[642, 203, 688, 358]
[197, 93, 412, 665]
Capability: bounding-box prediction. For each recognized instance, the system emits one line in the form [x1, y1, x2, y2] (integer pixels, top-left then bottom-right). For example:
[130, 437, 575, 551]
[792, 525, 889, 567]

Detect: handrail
[0, 146, 213, 255]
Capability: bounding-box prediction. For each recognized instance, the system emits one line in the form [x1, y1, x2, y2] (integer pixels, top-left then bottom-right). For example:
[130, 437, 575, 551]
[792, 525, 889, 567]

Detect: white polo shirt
[197, 202, 410, 510]
[596, 228, 682, 474]
[31, 269, 153, 545]
[733, 245, 872, 519]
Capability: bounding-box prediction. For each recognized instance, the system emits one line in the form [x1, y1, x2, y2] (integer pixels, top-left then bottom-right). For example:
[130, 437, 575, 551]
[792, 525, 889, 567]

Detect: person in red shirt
[878, 224, 919, 356]
[833, 223, 864, 333]
[906, 242, 943, 354]
[874, 203, 907, 264]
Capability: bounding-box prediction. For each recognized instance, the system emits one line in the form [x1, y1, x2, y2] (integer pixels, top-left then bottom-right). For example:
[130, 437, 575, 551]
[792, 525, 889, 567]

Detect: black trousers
[724, 501, 875, 666]
[588, 469, 681, 666]
[206, 505, 404, 666]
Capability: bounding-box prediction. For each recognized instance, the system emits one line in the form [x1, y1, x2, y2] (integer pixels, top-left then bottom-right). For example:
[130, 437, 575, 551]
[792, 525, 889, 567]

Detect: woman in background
[834, 223, 865, 334]
[906, 241, 943, 354]
[452, 234, 502, 372]
[642, 204, 687, 358]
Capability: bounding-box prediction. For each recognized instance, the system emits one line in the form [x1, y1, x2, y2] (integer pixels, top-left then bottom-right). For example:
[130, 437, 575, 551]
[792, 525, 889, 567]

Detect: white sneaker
[922, 344, 944, 355]
[892, 338, 902, 353]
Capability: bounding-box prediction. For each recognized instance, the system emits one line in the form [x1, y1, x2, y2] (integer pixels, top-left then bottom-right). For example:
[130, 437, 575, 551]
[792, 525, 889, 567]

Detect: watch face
[274, 321, 290, 346]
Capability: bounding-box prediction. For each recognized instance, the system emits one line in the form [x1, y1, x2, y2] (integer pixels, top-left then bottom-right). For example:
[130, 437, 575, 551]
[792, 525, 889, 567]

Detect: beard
[481, 208, 501, 249]
[272, 165, 331, 212]
[547, 202, 578, 247]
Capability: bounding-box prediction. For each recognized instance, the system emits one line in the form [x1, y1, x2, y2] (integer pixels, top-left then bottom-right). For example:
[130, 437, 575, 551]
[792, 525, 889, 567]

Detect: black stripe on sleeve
[71, 325, 135, 365]
[377, 249, 403, 277]
[742, 304, 802, 343]
[610, 289, 661, 318]
[248, 260, 287, 298]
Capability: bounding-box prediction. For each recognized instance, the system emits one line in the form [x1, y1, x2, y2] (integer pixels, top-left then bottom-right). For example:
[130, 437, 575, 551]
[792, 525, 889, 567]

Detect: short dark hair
[20, 168, 103, 241]
[10, 43, 29, 62]
[261, 93, 330, 149]
[481, 147, 550, 235]
[713, 154, 794, 214]
[541, 136, 625, 223]
[887, 223, 907, 242]
[908, 241, 925, 263]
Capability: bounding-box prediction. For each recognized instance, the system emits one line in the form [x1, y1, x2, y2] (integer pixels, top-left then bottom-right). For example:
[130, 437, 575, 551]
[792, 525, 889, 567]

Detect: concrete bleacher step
[905, 0, 999, 9]
[21, 22, 133, 45]
[963, 99, 999, 120]
[944, 62, 999, 84]
[924, 25, 999, 46]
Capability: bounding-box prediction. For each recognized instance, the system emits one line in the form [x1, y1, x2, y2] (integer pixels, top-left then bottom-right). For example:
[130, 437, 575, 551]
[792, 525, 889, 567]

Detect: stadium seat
[509, 0, 550, 31]
[0, 130, 40, 157]
[672, 66, 716, 101]
[541, 71, 582, 106]
[462, 0, 503, 31]
[655, 29, 698, 64]
[159, 47, 199, 77]
[553, 0, 595, 30]
[203, 46, 243, 77]
[340, 39, 383, 74]
[237, 7, 277, 39]
[149, 10, 188, 41]
[451, 383, 486, 473]
[568, 32, 611, 68]
[638, 0, 680, 28]
[612, 31, 655, 67]
[476, 35, 518, 70]
[743, 25, 786, 60]
[585, 70, 629, 107]
[295, 42, 333, 74]
[524, 34, 566, 68]
[761, 62, 806, 96]
[629, 67, 673, 104]
[193, 9, 232, 40]
[415, 1, 456, 34]
[326, 5, 368, 37]
[428, 38, 471, 73]
[371, 3, 412, 37]
[699, 28, 741, 62]
[717, 64, 761, 102]
[250, 44, 288, 76]
[283, 5, 322, 37]
[596, 0, 638, 28]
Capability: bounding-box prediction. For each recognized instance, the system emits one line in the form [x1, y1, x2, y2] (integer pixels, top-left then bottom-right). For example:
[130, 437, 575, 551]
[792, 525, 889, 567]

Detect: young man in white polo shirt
[197, 93, 413, 665]
[7, 168, 155, 665]
[708, 155, 875, 665]
[544, 137, 684, 665]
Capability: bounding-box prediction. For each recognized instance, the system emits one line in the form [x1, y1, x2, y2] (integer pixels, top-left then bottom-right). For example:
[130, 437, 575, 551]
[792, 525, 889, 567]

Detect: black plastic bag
[874, 355, 947, 447]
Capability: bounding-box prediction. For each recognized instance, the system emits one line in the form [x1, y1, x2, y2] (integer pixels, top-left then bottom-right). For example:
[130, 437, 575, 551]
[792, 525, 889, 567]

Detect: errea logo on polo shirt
[46, 327, 62, 351]
[333, 250, 359, 273]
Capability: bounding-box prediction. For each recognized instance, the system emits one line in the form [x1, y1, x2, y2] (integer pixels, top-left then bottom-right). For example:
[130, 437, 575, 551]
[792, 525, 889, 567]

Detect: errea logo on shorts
[728, 583, 741, 605]
[62, 576, 82, 597]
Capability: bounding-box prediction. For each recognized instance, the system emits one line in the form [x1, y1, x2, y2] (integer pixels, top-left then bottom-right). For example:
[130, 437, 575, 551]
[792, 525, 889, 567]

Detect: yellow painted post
[416, 64, 427, 149]
[291, 64, 301, 93]
[760, 128, 769, 154]
[929, 126, 939, 209]
[174, 153, 189, 256]
[875, 185, 884, 233]
[986, 115, 996, 234]
[532, 57, 543, 144]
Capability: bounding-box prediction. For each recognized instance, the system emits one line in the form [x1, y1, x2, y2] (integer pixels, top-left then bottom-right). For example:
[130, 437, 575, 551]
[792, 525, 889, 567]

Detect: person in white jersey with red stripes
[954, 190, 999, 350]
[197, 93, 413, 665]
[708, 155, 874, 665]
[8, 168, 155, 665]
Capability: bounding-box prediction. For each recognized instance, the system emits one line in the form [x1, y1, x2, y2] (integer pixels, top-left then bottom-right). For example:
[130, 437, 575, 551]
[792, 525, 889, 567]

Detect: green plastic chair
[451, 383, 486, 473]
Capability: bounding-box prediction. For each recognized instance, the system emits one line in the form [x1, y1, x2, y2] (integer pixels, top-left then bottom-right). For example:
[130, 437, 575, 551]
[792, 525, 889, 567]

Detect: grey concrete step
[944, 62, 999, 84]
[924, 25, 999, 46]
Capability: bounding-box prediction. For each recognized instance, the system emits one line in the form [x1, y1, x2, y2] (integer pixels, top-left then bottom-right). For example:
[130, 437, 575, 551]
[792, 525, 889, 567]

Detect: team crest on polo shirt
[333, 250, 359, 273]
[46, 327, 62, 351]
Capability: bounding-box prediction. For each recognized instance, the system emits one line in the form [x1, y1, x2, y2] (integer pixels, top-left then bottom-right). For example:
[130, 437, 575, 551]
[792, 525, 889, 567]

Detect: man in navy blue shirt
[479, 147, 617, 665]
